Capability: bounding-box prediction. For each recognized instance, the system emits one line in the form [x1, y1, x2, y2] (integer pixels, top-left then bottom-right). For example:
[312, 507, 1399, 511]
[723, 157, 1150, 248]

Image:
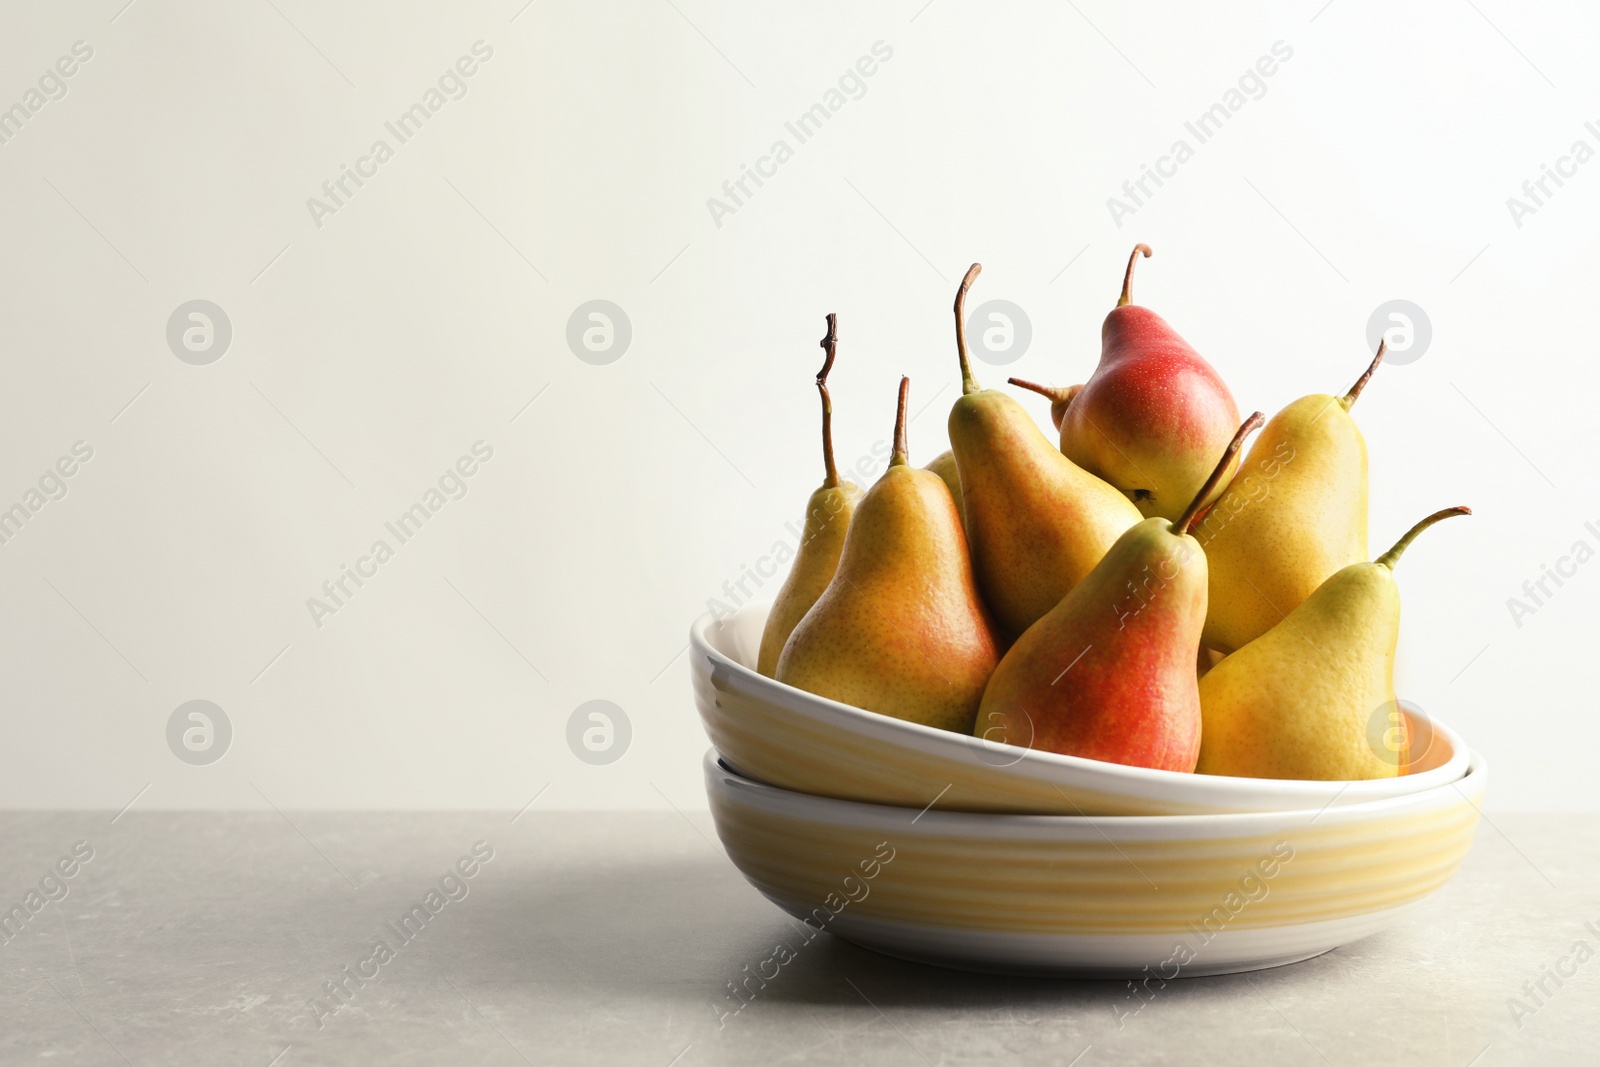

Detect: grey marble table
[0, 811, 1593, 1065]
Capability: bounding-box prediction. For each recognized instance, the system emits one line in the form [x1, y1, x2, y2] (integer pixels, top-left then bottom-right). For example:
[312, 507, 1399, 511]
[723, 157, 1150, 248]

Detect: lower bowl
[704, 747, 1486, 977]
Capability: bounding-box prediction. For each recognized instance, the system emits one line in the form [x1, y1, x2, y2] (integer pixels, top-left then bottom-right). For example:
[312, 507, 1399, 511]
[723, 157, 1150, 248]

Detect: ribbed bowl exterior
[705, 750, 1485, 976]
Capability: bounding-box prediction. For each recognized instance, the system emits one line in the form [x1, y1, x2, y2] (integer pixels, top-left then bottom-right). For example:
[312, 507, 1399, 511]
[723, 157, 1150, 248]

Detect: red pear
[1021, 245, 1241, 522]
[974, 412, 1264, 772]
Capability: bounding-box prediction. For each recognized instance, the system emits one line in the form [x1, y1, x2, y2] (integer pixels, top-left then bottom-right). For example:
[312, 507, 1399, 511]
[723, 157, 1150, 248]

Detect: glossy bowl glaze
[692, 603, 1471, 816]
[705, 748, 1486, 977]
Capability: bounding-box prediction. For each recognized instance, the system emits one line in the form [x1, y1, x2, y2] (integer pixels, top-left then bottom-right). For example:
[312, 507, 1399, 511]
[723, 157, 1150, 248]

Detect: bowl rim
[691, 606, 1472, 800]
[703, 747, 1489, 835]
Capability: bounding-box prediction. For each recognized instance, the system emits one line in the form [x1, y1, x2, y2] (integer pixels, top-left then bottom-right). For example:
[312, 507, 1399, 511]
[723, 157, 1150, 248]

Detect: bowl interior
[704, 601, 766, 668]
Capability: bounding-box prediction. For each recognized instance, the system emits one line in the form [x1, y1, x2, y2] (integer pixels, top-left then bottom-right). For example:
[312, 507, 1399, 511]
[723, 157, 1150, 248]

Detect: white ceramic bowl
[705, 748, 1487, 977]
[692, 603, 1471, 816]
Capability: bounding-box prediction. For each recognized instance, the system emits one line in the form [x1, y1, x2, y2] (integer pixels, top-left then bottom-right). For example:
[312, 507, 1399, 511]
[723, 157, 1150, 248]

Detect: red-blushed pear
[777, 377, 999, 734]
[1016, 245, 1242, 521]
[947, 264, 1143, 644]
[757, 315, 864, 676]
[975, 412, 1266, 772]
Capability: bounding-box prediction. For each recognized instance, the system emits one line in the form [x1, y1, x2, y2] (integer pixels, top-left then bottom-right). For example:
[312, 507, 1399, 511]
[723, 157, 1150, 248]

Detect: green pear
[1198, 343, 1386, 654]
[777, 377, 999, 733]
[923, 449, 964, 527]
[1197, 507, 1470, 781]
[948, 264, 1143, 644]
[757, 315, 863, 676]
[976, 414, 1263, 772]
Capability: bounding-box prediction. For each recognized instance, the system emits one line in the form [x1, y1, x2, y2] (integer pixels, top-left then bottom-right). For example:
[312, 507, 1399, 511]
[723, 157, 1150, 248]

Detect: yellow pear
[1197, 343, 1386, 654]
[1197, 507, 1469, 781]
[777, 377, 999, 733]
[758, 315, 863, 676]
[947, 264, 1142, 644]
[923, 449, 964, 527]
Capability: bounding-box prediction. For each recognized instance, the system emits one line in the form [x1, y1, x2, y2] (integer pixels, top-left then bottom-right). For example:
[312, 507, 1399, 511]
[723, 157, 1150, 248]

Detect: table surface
[0, 811, 1593, 1066]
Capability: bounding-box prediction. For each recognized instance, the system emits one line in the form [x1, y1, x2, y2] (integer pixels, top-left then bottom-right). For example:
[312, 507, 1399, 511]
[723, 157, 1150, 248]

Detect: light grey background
[0, 0, 1592, 811]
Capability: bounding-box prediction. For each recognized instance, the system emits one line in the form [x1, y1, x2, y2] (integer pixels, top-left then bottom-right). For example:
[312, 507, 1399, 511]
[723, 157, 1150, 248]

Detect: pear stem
[1343, 339, 1386, 408]
[1118, 244, 1152, 307]
[1376, 506, 1470, 569]
[1173, 411, 1265, 536]
[816, 313, 841, 488]
[1007, 377, 1073, 403]
[890, 376, 910, 467]
[954, 263, 982, 395]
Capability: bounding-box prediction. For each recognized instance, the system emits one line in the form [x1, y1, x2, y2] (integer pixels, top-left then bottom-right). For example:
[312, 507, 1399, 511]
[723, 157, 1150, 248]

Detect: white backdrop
[0, 0, 1593, 811]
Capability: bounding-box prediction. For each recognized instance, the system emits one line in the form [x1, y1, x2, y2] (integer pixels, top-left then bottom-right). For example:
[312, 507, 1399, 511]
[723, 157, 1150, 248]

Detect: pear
[757, 315, 864, 676]
[1197, 343, 1386, 654]
[923, 449, 964, 527]
[777, 377, 999, 733]
[1197, 507, 1471, 781]
[1016, 245, 1241, 521]
[948, 264, 1143, 644]
[1004, 379, 1080, 433]
[976, 413, 1265, 772]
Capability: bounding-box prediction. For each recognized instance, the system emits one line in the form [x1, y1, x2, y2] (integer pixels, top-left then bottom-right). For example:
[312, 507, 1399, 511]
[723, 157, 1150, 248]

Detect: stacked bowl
[691, 604, 1486, 977]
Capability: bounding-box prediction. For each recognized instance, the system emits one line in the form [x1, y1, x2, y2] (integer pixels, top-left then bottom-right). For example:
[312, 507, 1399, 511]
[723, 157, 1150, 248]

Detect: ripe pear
[923, 449, 964, 527]
[1004, 379, 1080, 433]
[1197, 343, 1387, 654]
[777, 377, 999, 733]
[1197, 507, 1471, 781]
[758, 316, 864, 675]
[1016, 245, 1241, 521]
[976, 414, 1265, 772]
[947, 264, 1142, 644]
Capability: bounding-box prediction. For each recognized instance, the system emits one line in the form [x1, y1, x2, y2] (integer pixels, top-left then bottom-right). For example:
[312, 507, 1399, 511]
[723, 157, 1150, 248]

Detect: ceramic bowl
[691, 603, 1471, 816]
[704, 748, 1487, 977]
